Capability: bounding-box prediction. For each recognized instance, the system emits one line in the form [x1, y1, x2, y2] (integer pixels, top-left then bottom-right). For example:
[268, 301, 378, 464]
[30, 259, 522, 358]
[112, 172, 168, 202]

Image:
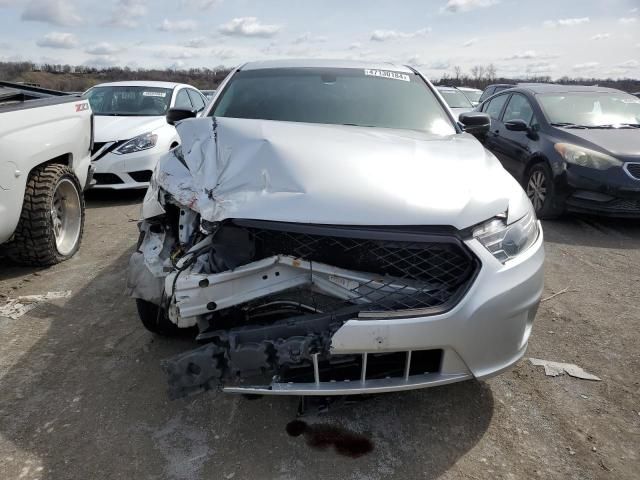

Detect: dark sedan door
[480, 93, 510, 155]
[492, 93, 537, 179]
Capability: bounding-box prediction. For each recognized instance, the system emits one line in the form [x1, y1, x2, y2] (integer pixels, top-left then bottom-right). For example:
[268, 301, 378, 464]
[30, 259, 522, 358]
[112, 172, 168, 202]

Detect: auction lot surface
[1, 191, 639, 480]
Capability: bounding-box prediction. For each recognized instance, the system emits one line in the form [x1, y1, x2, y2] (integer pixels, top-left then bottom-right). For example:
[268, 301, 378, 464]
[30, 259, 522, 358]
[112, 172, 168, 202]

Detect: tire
[136, 298, 182, 336]
[9, 164, 85, 266]
[524, 163, 562, 219]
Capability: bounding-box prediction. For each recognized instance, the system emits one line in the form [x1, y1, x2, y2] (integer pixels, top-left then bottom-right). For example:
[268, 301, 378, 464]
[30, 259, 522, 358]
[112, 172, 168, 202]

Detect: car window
[485, 94, 509, 120]
[479, 87, 494, 102]
[438, 89, 473, 108]
[187, 89, 205, 111]
[212, 67, 456, 135]
[174, 89, 193, 109]
[503, 93, 535, 124]
[84, 86, 172, 116]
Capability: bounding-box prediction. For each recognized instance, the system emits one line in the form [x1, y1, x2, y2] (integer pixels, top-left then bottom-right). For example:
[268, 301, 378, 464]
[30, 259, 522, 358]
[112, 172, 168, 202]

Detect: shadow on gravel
[0, 249, 494, 480]
[84, 188, 146, 209]
[542, 214, 640, 250]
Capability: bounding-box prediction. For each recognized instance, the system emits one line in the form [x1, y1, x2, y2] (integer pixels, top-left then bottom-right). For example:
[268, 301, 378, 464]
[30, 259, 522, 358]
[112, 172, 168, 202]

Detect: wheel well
[28, 153, 72, 178]
[523, 156, 547, 182]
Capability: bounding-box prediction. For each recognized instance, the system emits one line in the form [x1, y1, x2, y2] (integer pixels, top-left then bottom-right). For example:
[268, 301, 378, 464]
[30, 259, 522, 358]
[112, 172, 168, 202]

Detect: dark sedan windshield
[212, 68, 456, 135]
[438, 89, 473, 108]
[85, 86, 172, 116]
[539, 91, 640, 127]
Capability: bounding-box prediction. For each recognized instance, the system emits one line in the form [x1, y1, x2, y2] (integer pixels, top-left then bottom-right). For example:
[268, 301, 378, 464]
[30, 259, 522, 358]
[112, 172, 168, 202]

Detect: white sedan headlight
[473, 208, 539, 263]
[554, 143, 622, 170]
[115, 132, 158, 155]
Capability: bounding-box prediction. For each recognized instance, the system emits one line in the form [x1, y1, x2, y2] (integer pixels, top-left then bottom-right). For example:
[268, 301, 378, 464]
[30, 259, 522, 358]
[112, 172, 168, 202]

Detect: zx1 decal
[75, 103, 89, 112]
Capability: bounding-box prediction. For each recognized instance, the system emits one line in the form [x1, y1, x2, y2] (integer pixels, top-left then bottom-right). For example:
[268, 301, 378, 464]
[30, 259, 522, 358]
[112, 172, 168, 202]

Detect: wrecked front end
[128, 117, 544, 398]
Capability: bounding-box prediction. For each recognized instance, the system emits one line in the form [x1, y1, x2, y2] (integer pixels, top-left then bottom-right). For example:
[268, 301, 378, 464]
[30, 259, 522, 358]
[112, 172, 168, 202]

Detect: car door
[480, 93, 510, 154]
[494, 93, 537, 178]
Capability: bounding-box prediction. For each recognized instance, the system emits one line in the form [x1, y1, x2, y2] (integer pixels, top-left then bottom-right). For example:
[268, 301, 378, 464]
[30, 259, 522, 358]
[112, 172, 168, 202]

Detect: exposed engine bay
[128, 199, 478, 398]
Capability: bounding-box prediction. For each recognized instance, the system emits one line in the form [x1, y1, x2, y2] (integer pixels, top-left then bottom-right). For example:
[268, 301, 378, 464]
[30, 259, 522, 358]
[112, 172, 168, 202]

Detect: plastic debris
[0, 291, 72, 319]
[529, 358, 601, 381]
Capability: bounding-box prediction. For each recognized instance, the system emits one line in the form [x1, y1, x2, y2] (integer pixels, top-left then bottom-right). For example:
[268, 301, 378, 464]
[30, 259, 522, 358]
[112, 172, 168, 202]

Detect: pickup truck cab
[0, 82, 93, 265]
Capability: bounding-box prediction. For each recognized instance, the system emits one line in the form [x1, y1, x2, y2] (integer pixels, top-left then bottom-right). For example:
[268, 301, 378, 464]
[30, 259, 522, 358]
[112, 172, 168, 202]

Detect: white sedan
[85, 81, 208, 189]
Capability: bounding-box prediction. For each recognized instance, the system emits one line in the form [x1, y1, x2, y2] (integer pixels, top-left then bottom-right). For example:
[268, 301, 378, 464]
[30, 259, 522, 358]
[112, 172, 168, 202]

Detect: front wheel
[9, 164, 85, 266]
[136, 299, 182, 336]
[524, 163, 562, 219]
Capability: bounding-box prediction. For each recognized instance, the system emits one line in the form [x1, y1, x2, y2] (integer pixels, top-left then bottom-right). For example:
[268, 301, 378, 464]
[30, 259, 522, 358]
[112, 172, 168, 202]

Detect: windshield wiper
[589, 123, 640, 129]
[550, 122, 587, 129]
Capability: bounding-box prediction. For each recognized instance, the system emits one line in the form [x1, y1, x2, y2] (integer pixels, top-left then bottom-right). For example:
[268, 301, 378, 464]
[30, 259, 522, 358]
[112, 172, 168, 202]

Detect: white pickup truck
[0, 82, 93, 266]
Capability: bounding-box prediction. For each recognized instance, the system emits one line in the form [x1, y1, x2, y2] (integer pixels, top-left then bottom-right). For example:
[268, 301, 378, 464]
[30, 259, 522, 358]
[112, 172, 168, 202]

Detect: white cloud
[105, 0, 147, 29]
[293, 32, 328, 44]
[85, 42, 123, 55]
[462, 38, 478, 47]
[590, 33, 610, 40]
[616, 59, 639, 69]
[219, 17, 282, 37]
[155, 48, 197, 60]
[184, 37, 209, 48]
[370, 28, 430, 41]
[36, 32, 78, 49]
[22, 0, 82, 27]
[618, 17, 637, 24]
[184, 0, 222, 8]
[572, 62, 599, 71]
[543, 17, 590, 28]
[441, 0, 499, 13]
[525, 61, 556, 74]
[349, 42, 362, 50]
[157, 19, 197, 32]
[505, 50, 538, 60]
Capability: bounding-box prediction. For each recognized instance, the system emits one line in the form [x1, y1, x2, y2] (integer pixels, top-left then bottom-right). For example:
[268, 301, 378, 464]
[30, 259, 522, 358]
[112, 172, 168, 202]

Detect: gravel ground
[1, 190, 639, 480]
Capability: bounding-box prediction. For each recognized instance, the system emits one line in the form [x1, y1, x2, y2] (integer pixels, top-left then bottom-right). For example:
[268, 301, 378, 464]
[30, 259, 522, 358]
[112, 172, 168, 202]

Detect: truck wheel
[136, 299, 181, 336]
[10, 164, 85, 266]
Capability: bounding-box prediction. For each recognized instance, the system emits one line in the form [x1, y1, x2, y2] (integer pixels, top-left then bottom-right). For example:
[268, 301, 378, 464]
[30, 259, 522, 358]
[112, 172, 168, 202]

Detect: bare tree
[486, 63, 496, 81]
[454, 65, 462, 81]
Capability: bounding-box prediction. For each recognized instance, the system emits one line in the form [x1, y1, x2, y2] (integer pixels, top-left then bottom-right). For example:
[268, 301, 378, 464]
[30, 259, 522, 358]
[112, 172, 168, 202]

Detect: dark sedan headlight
[473, 208, 539, 263]
[554, 143, 622, 170]
[114, 132, 158, 155]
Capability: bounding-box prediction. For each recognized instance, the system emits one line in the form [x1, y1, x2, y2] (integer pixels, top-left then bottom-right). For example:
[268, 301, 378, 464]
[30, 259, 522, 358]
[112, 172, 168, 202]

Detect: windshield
[211, 68, 456, 135]
[539, 92, 640, 127]
[85, 86, 173, 116]
[438, 89, 473, 108]
[461, 90, 482, 103]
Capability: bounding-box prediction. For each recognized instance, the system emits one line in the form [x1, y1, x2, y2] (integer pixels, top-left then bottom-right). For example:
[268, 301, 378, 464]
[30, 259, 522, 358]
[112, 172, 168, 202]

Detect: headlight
[114, 132, 158, 155]
[554, 143, 622, 170]
[473, 208, 539, 263]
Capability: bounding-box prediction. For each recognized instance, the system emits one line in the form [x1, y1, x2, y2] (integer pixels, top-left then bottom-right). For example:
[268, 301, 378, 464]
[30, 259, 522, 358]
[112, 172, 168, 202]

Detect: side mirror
[459, 112, 491, 135]
[505, 119, 529, 132]
[166, 108, 197, 126]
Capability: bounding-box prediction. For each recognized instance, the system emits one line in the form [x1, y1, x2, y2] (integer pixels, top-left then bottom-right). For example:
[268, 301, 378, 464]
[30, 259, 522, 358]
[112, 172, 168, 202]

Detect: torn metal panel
[148, 116, 526, 230]
[529, 358, 602, 381]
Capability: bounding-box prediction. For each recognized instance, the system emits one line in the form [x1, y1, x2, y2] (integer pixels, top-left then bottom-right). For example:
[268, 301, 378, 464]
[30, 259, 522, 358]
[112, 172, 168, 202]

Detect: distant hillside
[0, 61, 231, 92]
[1, 61, 639, 93]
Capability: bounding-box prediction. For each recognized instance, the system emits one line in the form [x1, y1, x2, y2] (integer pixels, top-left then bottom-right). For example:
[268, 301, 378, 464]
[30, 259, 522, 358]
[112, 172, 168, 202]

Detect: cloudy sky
[0, 0, 639, 78]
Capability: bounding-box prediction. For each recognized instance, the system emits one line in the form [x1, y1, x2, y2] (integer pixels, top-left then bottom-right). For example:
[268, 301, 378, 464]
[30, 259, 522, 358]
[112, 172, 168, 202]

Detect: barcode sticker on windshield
[143, 91, 166, 97]
[364, 69, 410, 82]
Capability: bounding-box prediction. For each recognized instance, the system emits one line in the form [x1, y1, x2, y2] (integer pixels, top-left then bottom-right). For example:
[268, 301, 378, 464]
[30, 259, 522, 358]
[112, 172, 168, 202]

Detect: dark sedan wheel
[525, 163, 561, 219]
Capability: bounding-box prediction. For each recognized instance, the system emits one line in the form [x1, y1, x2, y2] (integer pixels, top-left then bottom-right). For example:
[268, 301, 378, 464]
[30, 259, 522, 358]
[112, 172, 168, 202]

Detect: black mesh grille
[626, 163, 640, 180]
[129, 170, 153, 182]
[93, 173, 123, 185]
[239, 224, 479, 313]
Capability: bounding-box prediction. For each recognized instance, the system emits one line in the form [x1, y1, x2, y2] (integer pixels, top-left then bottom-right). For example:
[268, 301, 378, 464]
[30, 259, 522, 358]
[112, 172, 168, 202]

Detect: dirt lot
[1, 191, 639, 480]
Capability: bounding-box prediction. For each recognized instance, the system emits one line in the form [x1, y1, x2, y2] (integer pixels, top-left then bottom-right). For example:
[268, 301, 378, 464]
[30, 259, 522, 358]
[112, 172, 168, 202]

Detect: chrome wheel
[526, 170, 547, 212]
[51, 178, 82, 256]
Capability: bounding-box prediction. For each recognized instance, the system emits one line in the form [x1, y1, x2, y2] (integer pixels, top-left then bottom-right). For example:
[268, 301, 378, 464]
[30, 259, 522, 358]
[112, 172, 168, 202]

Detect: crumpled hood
[94, 115, 168, 142]
[150, 117, 529, 229]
